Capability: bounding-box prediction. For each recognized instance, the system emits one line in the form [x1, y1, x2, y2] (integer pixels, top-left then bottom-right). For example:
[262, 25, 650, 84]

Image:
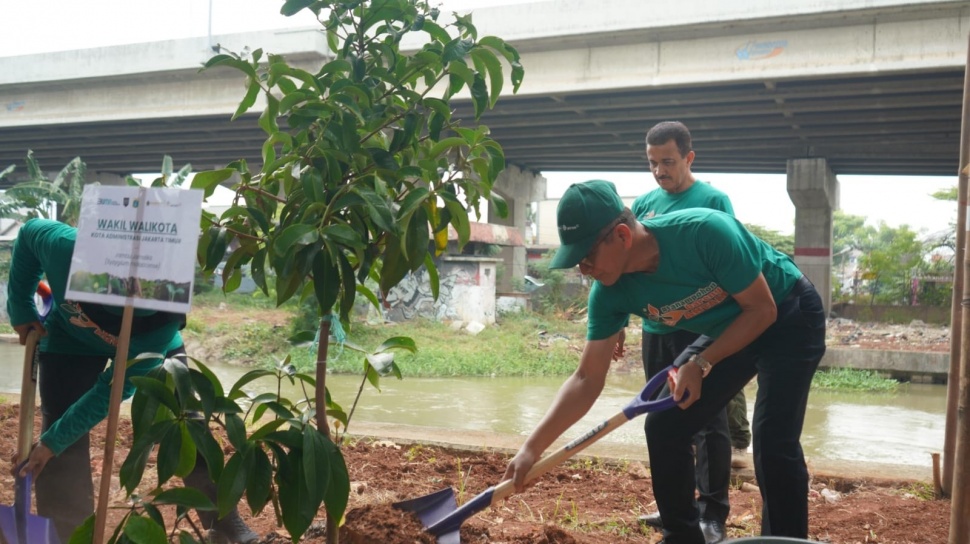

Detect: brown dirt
[0, 403, 951, 544]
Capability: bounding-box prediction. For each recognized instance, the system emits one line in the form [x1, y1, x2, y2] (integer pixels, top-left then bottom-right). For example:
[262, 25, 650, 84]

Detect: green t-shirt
[630, 181, 734, 220]
[7, 218, 184, 454]
[586, 209, 802, 341]
[631, 181, 734, 333]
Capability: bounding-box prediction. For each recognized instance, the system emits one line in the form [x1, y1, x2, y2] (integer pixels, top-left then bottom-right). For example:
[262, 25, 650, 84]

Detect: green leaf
[379, 233, 411, 295]
[234, 78, 262, 120]
[443, 38, 475, 63]
[129, 377, 180, 413]
[217, 449, 252, 518]
[120, 441, 153, 494]
[470, 48, 504, 107]
[368, 148, 400, 172]
[225, 413, 248, 451]
[322, 224, 364, 250]
[396, 187, 430, 223]
[301, 426, 331, 506]
[470, 72, 489, 119]
[445, 199, 471, 248]
[186, 421, 225, 482]
[191, 169, 235, 199]
[424, 252, 440, 300]
[156, 422, 182, 484]
[353, 186, 396, 233]
[274, 224, 319, 256]
[421, 21, 452, 44]
[174, 424, 197, 478]
[375, 336, 418, 354]
[205, 227, 229, 270]
[246, 447, 274, 513]
[122, 515, 168, 544]
[356, 283, 381, 310]
[323, 441, 350, 523]
[404, 206, 430, 271]
[490, 191, 509, 219]
[203, 54, 256, 75]
[428, 137, 467, 159]
[312, 249, 340, 313]
[280, 0, 316, 17]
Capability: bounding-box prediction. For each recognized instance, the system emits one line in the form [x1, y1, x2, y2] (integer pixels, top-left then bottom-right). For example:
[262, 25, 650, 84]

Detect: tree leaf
[274, 224, 319, 257]
[122, 515, 168, 544]
[191, 169, 235, 199]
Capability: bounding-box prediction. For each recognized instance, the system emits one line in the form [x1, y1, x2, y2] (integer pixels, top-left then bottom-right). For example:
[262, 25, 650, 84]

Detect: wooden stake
[93, 305, 134, 544]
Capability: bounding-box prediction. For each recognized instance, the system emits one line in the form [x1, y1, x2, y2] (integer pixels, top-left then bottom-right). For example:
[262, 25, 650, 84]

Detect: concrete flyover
[0, 0, 967, 305]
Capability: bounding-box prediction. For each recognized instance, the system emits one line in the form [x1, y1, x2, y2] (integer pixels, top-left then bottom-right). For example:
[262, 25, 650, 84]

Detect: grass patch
[288, 312, 586, 377]
[812, 367, 899, 393]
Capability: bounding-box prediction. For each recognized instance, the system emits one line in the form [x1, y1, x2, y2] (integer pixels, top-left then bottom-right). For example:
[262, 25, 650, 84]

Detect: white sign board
[66, 185, 204, 313]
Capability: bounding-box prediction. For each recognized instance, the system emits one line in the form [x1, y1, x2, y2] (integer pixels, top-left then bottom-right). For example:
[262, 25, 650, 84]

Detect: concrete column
[489, 165, 546, 291]
[786, 158, 839, 315]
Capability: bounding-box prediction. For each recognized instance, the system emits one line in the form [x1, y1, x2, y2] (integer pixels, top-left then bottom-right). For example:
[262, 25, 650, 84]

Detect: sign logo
[736, 40, 787, 61]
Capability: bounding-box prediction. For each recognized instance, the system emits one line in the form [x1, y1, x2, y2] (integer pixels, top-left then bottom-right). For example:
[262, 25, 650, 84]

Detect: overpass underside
[0, 0, 967, 307]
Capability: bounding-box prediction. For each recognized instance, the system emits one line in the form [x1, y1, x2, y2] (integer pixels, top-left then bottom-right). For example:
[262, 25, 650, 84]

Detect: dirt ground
[0, 402, 951, 544]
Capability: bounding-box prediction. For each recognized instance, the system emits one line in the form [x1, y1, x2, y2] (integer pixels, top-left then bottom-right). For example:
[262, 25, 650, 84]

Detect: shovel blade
[393, 487, 457, 529]
[0, 506, 61, 544]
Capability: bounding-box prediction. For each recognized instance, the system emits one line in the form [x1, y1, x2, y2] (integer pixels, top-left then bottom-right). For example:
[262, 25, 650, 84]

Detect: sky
[2, 0, 960, 237]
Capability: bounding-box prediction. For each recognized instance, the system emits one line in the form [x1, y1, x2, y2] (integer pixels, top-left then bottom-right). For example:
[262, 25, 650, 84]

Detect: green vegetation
[811, 367, 899, 392]
[289, 312, 585, 377]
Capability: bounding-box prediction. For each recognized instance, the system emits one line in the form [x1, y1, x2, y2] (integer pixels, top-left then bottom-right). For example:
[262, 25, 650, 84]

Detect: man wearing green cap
[502, 180, 825, 543]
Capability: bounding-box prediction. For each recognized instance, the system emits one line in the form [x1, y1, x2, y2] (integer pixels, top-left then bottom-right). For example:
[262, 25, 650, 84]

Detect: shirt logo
[643, 282, 729, 326]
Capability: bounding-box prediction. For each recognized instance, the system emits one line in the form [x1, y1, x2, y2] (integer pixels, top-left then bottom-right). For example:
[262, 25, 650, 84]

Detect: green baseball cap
[549, 180, 624, 269]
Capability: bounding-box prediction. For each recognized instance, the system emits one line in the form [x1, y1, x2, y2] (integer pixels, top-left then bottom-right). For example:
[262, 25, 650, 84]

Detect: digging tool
[395, 364, 684, 544]
[0, 328, 61, 544]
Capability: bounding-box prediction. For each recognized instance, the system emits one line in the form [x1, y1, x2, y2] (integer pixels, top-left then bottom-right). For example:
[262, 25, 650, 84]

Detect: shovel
[0, 329, 61, 544]
[395, 364, 685, 544]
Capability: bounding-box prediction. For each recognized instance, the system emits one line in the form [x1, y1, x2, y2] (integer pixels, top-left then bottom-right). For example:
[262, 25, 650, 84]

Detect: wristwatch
[688, 354, 712, 378]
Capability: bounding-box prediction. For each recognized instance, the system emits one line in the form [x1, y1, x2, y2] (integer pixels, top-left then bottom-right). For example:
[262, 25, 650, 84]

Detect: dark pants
[728, 388, 751, 450]
[645, 277, 826, 543]
[36, 345, 186, 542]
[642, 329, 731, 524]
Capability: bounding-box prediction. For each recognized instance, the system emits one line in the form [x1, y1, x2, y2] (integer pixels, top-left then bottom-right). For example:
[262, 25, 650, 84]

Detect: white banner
[66, 185, 204, 313]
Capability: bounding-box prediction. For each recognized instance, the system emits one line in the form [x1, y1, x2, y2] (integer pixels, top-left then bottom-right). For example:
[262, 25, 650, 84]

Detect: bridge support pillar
[787, 158, 839, 315]
[489, 165, 546, 291]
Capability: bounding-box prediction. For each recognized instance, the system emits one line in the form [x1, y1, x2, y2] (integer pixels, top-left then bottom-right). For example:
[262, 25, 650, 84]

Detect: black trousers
[645, 277, 826, 543]
[36, 345, 186, 542]
[642, 329, 731, 524]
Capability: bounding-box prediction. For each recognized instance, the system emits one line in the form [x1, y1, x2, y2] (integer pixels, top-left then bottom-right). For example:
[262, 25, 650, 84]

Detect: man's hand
[669, 363, 703, 409]
[13, 321, 46, 345]
[612, 328, 626, 360]
[11, 442, 55, 479]
[502, 447, 538, 493]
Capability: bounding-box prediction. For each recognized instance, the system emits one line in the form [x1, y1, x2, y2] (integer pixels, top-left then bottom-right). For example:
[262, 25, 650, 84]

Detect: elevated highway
[0, 0, 966, 176]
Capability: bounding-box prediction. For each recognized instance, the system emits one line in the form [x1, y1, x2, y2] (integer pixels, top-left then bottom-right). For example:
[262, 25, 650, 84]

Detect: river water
[0, 342, 945, 473]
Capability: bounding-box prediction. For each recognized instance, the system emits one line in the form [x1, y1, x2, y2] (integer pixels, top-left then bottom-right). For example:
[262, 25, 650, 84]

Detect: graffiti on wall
[384, 260, 492, 322]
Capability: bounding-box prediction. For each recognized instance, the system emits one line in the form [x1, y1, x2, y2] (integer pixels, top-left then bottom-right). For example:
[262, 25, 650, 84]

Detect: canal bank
[0, 334, 946, 484]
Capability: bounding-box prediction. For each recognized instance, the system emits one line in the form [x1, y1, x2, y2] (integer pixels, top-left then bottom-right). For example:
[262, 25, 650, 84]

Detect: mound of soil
[0, 403, 951, 543]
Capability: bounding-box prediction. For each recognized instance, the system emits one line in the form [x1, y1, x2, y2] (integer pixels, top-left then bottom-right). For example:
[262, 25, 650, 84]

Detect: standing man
[627, 121, 738, 543]
[503, 180, 825, 543]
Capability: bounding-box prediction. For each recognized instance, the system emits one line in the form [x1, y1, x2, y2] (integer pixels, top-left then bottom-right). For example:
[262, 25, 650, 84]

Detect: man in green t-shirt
[621, 121, 742, 542]
[7, 218, 258, 543]
[502, 181, 825, 544]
